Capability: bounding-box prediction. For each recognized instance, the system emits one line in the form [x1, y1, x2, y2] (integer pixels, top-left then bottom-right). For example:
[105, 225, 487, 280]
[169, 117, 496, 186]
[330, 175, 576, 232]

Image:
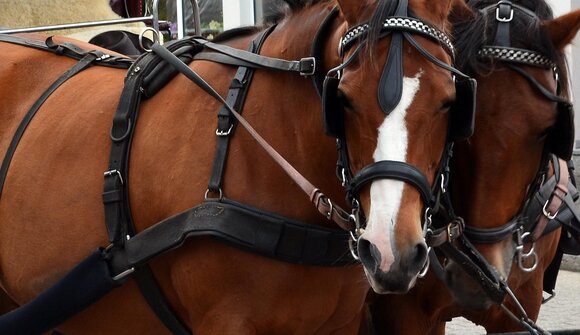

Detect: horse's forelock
[364, 0, 399, 68]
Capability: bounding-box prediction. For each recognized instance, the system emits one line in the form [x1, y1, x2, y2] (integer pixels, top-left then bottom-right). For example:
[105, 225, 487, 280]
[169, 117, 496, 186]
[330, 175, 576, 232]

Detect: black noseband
[347, 161, 432, 205]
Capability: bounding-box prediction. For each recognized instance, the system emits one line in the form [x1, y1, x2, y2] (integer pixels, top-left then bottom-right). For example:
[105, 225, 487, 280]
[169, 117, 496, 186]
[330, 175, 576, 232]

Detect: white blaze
[362, 74, 421, 272]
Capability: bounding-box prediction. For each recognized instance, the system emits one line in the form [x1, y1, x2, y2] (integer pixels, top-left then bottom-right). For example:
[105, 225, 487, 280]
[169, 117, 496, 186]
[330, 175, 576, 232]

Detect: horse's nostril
[409, 242, 428, 272]
[358, 238, 381, 272]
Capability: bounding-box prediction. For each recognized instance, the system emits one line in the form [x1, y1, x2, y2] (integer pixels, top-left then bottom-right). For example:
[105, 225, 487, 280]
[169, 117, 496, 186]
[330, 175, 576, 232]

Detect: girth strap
[0, 53, 99, 200]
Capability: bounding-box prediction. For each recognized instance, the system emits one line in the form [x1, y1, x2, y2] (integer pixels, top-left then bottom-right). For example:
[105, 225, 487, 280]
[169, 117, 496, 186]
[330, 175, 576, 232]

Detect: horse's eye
[337, 90, 353, 111]
[538, 127, 551, 140]
[440, 99, 454, 112]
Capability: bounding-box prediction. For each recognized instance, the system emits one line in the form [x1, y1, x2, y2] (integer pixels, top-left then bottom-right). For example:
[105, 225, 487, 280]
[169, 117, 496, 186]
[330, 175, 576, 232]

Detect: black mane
[453, 0, 569, 94]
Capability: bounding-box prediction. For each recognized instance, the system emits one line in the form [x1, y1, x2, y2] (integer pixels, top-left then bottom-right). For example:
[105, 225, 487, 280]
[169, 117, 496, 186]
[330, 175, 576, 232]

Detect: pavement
[446, 264, 580, 334]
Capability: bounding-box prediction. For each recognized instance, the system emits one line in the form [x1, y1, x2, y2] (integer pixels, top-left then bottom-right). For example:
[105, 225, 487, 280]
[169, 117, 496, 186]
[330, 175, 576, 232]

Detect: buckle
[299, 57, 316, 76]
[112, 267, 135, 282]
[496, 5, 514, 22]
[104, 169, 123, 185]
[216, 124, 233, 137]
[542, 199, 559, 220]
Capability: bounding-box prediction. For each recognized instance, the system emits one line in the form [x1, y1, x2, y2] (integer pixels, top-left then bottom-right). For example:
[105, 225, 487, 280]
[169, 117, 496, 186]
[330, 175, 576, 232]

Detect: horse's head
[445, 0, 580, 310]
[326, 0, 474, 293]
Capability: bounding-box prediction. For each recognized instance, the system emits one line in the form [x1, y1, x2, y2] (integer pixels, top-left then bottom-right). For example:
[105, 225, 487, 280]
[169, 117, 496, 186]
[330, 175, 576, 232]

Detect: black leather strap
[463, 219, 520, 244]
[0, 34, 132, 69]
[0, 53, 98, 200]
[310, 8, 340, 98]
[439, 236, 507, 304]
[493, 1, 512, 47]
[207, 27, 275, 193]
[347, 160, 432, 205]
[108, 199, 353, 270]
[191, 37, 316, 76]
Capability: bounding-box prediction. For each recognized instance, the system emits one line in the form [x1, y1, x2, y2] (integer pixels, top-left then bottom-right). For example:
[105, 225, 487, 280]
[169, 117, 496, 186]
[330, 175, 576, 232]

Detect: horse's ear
[336, 0, 372, 25]
[448, 0, 475, 25]
[542, 9, 580, 51]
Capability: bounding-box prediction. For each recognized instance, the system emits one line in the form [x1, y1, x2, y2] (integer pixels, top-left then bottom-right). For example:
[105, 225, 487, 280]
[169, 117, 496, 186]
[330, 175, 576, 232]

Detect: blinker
[322, 75, 344, 138]
[448, 77, 477, 141]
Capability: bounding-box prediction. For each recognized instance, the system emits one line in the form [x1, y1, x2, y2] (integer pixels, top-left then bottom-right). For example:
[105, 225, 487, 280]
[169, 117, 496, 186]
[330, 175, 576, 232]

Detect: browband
[340, 16, 455, 58]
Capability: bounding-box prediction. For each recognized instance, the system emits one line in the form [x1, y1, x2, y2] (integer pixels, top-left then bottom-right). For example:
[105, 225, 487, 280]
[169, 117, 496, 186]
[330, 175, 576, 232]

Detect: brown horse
[0, 0, 472, 333]
[367, 0, 580, 334]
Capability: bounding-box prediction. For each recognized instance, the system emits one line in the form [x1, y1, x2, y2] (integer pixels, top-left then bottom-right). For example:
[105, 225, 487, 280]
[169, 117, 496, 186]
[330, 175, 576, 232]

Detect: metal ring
[139, 27, 160, 52]
[519, 232, 535, 257]
[418, 247, 431, 278]
[204, 188, 223, 200]
[348, 236, 360, 261]
[518, 250, 538, 273]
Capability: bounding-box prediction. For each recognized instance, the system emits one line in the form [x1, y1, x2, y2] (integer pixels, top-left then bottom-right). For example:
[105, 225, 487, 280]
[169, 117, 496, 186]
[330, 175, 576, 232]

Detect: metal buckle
[496, 7, 514, 22]
[440, 174, 446, 194]
[216, 124, 233, 137]
[326, 199, 333, 220]
[542, 199, 559, 220]
[104, 169, 123, 185]
[447, 223, 455, 241]
[112, 267, 135, 282]
[299, 57, 316, 76]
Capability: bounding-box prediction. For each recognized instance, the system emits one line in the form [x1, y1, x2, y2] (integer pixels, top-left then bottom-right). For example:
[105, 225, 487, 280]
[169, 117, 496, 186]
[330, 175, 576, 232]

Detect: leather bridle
[319, 0, 476, 265]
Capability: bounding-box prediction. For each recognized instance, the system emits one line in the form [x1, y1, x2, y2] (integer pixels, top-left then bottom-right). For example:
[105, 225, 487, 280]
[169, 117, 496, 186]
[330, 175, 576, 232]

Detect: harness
[427, 2, 580, 333]
[0, 1, 475, 333]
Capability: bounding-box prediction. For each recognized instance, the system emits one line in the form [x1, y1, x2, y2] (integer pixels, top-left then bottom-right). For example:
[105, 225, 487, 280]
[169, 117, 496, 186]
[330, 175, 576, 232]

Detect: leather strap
[0, 34, 132, 68]
[425, 218, 465, 247]
[0, 53, 98, 200]
[532, 158, 569, 241]
[191, 38, 316, 76]
[347, 160, 432, 205]
[207, 27, 274, 194]
[103, 39, 197, 335]
[310, 8, 340, 99]
[438, 236, 507, 304]
[109, 199, 354, 271]
[493, 1, 512, 47]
